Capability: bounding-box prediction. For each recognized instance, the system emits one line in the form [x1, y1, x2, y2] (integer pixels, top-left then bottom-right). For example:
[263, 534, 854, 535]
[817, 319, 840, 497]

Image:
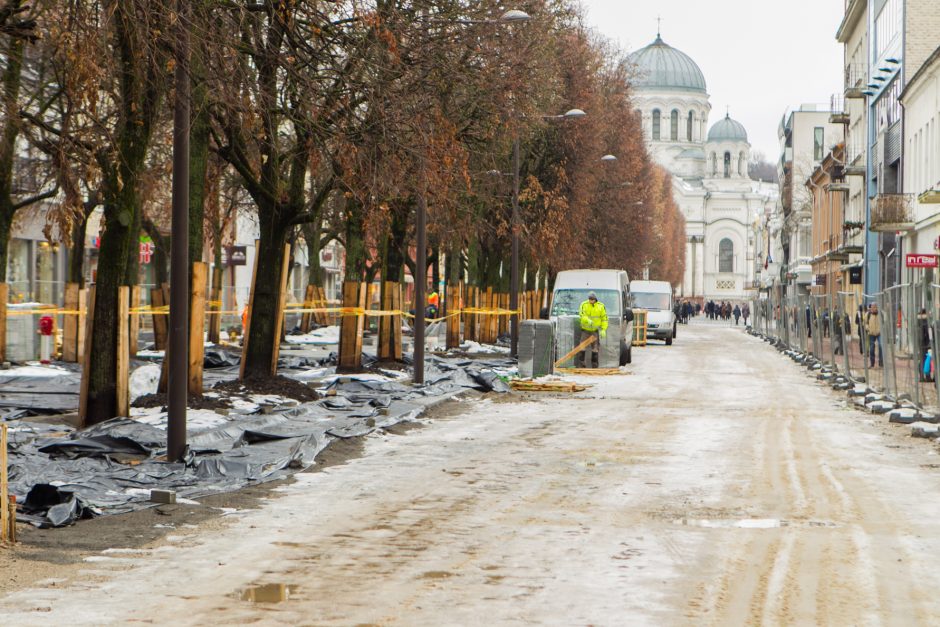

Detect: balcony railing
[829, 94, 849, 123]
[870, 194, 914, 231]
[844, 143, 865, 175]
[844, 64, 867, 98]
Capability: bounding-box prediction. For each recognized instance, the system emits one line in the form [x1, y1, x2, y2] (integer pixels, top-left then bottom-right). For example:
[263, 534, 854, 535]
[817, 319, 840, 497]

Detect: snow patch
[129, 364, 161, 401]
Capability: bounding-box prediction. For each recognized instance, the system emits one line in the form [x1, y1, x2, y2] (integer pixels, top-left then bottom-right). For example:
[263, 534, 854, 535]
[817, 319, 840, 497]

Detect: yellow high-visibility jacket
[579, 300, 609, 333]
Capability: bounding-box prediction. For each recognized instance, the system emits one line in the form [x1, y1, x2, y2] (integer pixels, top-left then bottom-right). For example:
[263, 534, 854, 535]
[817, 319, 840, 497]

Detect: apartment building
[777, 106, 844, 295]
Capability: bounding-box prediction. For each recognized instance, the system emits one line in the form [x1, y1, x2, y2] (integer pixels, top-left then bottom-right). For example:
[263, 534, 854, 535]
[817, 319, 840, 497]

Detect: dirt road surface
[4, 321, 940, 625]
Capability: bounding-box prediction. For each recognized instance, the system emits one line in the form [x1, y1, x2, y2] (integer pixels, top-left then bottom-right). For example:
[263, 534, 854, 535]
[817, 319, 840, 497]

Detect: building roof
[627, 35, 707, 93]
[677, 147, 706, 160]
[708, 114, 748, 143]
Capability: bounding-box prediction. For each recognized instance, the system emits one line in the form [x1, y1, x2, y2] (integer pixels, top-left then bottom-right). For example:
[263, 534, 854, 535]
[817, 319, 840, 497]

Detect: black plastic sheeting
[4, 355, 512, 528]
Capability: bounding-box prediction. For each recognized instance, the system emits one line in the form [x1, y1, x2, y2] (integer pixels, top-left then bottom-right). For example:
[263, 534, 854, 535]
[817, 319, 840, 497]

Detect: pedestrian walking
[578, 291, 608, 369]
[917, 308, 932, 382]
[733, 304, 741, 325]
[866, 303, 883, 368]
[742, 303, 750, 326]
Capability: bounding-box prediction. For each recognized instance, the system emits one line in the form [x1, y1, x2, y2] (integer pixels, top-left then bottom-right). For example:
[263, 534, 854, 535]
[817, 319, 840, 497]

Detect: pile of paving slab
[746, 326, 940, 441]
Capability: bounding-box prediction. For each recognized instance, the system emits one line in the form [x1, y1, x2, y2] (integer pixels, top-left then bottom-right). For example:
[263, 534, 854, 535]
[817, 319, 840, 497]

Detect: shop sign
[905, 254, 938, 268]
[849, 267, 862, 284]
[224, 245, 247, 266]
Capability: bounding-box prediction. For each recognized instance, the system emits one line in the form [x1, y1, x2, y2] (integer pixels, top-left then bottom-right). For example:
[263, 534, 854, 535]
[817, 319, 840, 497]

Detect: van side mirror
[624, 309, 634, 322]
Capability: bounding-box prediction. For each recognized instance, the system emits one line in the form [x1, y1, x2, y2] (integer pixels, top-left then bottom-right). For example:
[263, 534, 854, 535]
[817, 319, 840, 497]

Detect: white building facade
[627, 35, 776, 303]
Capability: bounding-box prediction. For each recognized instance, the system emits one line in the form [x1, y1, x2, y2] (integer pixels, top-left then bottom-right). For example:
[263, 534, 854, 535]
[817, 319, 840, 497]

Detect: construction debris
[510, 380, 590, 393]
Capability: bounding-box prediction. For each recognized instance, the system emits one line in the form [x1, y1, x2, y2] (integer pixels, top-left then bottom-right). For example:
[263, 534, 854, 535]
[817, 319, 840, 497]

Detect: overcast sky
[581, 0, 845, 161]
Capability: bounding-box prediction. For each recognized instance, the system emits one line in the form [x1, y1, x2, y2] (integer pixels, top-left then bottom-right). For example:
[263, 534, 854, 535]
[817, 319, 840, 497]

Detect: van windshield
[551, 289, 620, 317]
[633, 292, 671, 310]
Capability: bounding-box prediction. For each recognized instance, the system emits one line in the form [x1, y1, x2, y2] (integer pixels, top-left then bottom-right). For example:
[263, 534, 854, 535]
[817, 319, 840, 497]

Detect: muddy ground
[0, 402, 448, 595]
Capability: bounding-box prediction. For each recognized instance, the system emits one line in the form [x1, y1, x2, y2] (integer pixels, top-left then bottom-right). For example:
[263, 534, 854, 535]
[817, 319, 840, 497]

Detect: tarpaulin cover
[4, 354, 512, 528]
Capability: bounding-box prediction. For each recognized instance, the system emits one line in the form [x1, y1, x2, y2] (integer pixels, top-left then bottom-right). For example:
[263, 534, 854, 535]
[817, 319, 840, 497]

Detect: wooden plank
[553, 334, 597, 368]
[392, 283, 402, 361]
[338, 281, 363, 371]
[207, 266, 223, 344]
[116, 286, 130, 417]
[510, 380, 589, 393]
[300, 284, 315, 333]
[189, 262, 208, 395]
[78, 286, 96, 425]
[485, 287, 494, 343]
[1, 424, 8, 543]
[239, 240, 261, 380]
[558, 368, 625, 376]
[378, 281, 397, 360]
[62, 283, 81, 362]
[463, 285, 474, 342]
[77, 288, 87, 362]
[150, 286, 168, 351]
[0, 283, 6, 364]
[269, 244, 291, 376]
[128, 285, 140, 359]
[446, 285, 460, 349]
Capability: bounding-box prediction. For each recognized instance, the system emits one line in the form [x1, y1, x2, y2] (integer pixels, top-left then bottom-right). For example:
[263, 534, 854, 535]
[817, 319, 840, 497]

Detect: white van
[549, 269, 634, 365]
[630, 280, 676, 345]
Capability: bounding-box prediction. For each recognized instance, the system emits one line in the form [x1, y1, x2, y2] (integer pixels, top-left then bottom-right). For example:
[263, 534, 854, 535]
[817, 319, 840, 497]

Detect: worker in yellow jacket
[578, 291, 608, 368]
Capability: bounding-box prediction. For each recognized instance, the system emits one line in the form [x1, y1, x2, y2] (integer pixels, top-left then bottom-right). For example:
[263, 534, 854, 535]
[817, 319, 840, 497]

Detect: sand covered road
[3, 321, 940, 625]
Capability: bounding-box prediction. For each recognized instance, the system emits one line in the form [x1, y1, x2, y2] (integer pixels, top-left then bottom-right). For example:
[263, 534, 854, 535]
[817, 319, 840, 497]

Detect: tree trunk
[188, 69, 209, 267]
[431, 246, 440, 292]
[301, 222, 324, 287]
[382, 198, 408, 283]
[67, 213, 90, 285]
[344, 200, 367, 282]
[0, 9, 24, 284]
[242, 210, 287, 378]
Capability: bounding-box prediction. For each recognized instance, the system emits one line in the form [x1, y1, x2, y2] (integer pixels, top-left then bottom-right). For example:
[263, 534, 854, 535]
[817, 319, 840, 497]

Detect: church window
[738, 151, 746, 176]
[711, 153, 717, 176]
[687, 111, 694, 141]
[723, 152, 731, 178]
[652, 109, 661, 140]
[670, 110, 679, 141]
[719, 238, 734, 273]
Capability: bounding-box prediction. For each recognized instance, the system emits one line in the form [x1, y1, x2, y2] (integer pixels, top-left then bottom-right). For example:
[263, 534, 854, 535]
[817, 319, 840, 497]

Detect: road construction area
[4, 320, 940, 625]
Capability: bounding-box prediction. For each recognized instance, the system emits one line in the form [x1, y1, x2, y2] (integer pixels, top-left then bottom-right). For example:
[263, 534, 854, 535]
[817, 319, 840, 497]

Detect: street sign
[905, 253, 938, 268]
[224, 245, 247, 266]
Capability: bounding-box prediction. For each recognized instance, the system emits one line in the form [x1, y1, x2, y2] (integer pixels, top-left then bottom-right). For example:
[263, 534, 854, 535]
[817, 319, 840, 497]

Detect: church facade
[627, 35, 777, 304]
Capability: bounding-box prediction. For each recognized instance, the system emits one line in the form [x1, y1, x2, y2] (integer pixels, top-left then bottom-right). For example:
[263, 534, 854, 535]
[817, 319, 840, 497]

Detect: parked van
[630, 280, 676, 345]
[549, 269, 634, 365]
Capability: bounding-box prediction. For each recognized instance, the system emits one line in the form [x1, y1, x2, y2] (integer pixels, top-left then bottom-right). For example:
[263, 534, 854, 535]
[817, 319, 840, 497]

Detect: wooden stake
[378, 281, 400, 360]
[393, 283, 402, 360]
[62, 282, 81, 362]
[116, 286, 130, 417]
[553, 334, 596, 369]
[301, 284, 315, 333]
[128, 285, 140, 359]
[270, 243, 291, 376]
[189, 262, 208, 395]
[150, 285, 168, 351]
[78, 286, 96, 425]
[1, 424, 8, 544]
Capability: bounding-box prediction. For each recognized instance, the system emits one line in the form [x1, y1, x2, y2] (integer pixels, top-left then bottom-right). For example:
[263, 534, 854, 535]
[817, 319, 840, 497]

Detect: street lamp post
[509, 108, 586, 357]
[414, 9, 530, 384]
[167, 0, 190, 462]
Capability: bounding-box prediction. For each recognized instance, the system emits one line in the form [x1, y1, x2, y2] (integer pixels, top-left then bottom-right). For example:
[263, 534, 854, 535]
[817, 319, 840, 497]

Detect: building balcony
[870, 194, 914, 232]
[829, 94, 849, 124]
[826, 181, 850, 193]
[844, 64, 867, 99]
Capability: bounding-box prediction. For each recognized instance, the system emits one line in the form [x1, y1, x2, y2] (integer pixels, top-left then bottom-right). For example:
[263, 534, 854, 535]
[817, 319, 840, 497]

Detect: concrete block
[150, 489, 177, 504]
[910, 422, 940, 438]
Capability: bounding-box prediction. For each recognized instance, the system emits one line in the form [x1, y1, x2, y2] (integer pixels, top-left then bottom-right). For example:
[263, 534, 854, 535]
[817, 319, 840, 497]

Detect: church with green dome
[627, 34, 777, 303]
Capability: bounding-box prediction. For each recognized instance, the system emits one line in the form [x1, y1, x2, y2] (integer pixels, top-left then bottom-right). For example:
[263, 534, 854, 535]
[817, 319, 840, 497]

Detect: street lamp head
[601, 154, 617, 162]
[500, 9, 531, 23]
[563, 108, 586, 118]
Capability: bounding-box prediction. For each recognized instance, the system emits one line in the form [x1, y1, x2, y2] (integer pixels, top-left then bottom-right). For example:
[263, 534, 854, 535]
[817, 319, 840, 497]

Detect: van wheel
[626, 345, 632, 364]
[672, 324, 677, 339]
[666, 335, 673, 346]
[619, 340, 628, 366]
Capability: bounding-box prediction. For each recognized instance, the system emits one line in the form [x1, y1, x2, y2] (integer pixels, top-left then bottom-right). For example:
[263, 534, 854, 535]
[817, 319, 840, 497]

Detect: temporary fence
[750, 281, 940, 417]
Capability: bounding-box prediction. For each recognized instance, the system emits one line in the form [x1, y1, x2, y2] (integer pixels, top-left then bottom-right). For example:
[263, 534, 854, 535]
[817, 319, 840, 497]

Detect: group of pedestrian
[704, 300, 749, 326]
[674, 301, 698, 324]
